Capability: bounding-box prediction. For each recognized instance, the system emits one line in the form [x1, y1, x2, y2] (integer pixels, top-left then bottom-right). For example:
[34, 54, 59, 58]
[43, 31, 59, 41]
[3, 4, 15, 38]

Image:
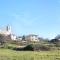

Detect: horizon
[0, 0, 60, 39]
[0, 25, 59, 39]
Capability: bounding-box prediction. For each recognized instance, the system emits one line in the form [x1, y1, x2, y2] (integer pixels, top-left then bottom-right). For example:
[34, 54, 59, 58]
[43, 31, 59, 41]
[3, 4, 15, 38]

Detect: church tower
[6, 25, 11, 34]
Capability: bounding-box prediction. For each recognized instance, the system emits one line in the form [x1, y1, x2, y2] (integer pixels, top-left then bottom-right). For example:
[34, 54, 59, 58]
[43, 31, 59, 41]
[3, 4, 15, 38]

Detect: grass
[0, 48, 60, 60]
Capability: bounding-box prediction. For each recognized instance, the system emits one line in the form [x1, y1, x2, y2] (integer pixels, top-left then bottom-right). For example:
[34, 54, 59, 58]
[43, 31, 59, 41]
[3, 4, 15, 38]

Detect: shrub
[3, 44, 16, 49]
[23, 44, 34, 51]
[23, 44, 51, 51]
[13, 47, 24, 51]
[33, 44, 51, 51]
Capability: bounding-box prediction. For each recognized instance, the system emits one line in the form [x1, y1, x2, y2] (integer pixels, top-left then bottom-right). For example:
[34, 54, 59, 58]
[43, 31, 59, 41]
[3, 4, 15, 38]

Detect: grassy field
[0, 49, 60, 60]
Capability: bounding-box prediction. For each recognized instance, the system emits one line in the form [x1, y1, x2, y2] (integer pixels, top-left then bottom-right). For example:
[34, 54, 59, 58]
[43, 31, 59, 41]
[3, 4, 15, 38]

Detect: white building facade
[25, 34, 39, 42]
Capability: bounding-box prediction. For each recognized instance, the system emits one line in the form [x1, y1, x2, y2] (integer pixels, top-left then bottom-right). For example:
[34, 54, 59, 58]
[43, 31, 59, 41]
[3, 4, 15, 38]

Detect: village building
[25, 34, 39, 42]
[0, 25, 17, 40]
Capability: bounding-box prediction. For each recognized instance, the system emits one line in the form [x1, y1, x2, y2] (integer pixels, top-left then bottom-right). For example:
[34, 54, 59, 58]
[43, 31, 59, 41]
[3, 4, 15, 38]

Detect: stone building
[25, 34, 39, 42]
[0, 25, 16, 40]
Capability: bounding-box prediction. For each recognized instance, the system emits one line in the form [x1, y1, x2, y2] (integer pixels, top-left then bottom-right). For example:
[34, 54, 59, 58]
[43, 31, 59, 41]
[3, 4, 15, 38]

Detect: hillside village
[0, 25, 40, 42]
[0, 25, 60, 51]
[0, 25, 60, 42]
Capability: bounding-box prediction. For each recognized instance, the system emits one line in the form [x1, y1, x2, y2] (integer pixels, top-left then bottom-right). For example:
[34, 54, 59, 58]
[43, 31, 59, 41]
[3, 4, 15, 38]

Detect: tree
[50, 39, 59, 43]
[55, 35, 60, 40]
[22, 35, 25, 41]
[0, 34, 5, 45]
[50, 39, 60, 47]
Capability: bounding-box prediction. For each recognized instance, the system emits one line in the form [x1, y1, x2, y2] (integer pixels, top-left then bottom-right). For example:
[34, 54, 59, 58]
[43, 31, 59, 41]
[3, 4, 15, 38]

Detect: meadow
[0, 48, 60, 60]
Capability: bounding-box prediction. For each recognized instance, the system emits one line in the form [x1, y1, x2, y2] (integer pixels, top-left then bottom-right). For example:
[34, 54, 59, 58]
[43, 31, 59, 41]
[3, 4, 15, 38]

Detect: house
[25, 34, 39, 42]
[10, 34, 16, 40]
[16, 36, 22, 41]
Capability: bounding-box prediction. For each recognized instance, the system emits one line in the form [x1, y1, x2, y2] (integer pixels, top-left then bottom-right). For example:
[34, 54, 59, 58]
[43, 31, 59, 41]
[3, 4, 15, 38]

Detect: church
[0, 25, 16, 40]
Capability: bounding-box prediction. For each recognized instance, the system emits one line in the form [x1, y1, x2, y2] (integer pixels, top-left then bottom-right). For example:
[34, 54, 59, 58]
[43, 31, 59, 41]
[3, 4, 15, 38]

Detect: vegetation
[0, 34, 6, 45]
[0, 48, 60, 60]
[23, 44, 34, 51]
[0, 34, 60, 60]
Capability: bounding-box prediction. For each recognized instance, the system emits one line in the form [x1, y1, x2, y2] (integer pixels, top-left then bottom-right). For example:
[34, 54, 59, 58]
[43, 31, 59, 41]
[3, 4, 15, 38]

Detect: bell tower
[6, 25, 11, 34]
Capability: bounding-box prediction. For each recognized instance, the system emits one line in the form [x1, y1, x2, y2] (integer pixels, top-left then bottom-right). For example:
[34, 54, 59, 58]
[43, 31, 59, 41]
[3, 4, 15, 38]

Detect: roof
[26, 34, 38, 37]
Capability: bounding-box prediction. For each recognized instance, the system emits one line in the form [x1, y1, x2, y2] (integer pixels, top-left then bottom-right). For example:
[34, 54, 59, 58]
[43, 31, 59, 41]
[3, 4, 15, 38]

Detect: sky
[0, 0, 60, 39]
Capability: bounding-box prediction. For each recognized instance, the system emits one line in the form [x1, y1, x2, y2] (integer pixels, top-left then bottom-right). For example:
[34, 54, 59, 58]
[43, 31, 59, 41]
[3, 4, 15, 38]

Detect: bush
[6, 45, 14, 49]
[33, 44, 51, 51]
[6, 44, 51, 51]
[23, 44, 34, 51]
[13, 47, 24, 51]
[13, 44, 34, 51]
[23, 44, 51, 51]
[3, 44, 16, 49]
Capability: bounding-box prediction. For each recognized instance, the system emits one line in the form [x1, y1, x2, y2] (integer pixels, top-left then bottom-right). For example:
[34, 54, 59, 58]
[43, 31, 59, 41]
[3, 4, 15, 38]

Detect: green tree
[22, 35, 25, 41]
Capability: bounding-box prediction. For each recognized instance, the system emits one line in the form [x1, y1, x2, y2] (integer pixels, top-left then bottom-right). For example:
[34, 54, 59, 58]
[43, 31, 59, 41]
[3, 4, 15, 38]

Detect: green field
[0, 49, 60, 60]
